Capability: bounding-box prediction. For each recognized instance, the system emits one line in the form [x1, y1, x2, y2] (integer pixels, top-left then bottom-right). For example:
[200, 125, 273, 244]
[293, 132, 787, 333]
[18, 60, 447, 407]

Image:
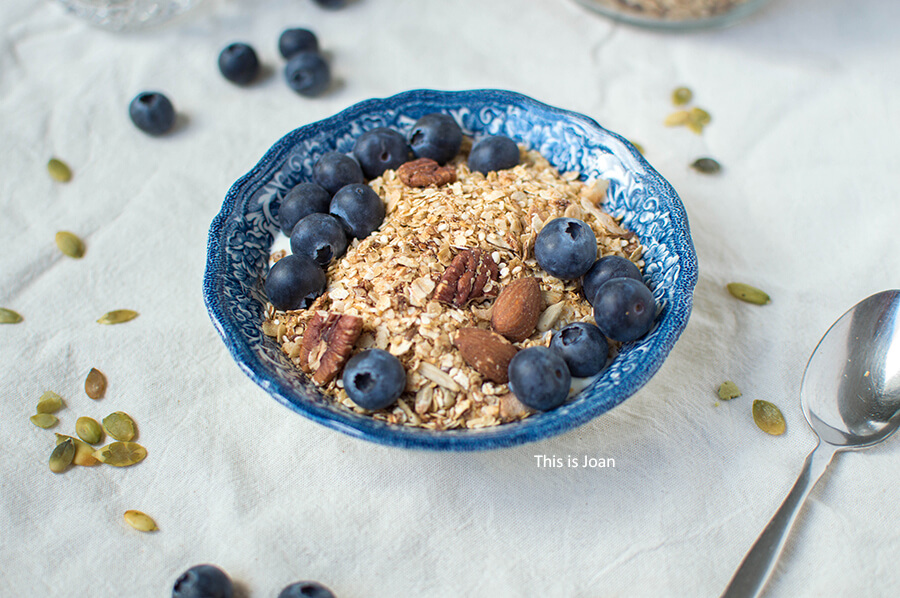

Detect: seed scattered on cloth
[124, 510, 158, 532]
[717, 381, 741, 401]
[47, 158, 73, 182]
[0, 308, 23, 324]
[55, 231, 85, 258]
[727, 282, 771, 305]
[97, 310, 139, 325]
[753, 399, 786, 436]
[691, 157, 721, 174]
[84, 368, 108, 399]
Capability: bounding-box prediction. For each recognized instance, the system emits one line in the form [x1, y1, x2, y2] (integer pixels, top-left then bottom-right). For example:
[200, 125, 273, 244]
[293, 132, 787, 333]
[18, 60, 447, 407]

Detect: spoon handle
[720, 442, 837, 598]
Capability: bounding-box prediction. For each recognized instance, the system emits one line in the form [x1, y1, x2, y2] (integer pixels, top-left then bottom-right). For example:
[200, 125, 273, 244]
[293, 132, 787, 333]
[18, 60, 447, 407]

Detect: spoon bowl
[801, 290, 900, 447]
[722, 290, 900, 598]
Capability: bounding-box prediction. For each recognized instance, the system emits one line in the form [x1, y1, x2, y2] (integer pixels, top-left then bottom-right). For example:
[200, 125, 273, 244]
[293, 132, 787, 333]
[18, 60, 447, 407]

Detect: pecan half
[298, 312, 363, 384]
[397, 157, 457, 188]
[433, 248, 499, 308]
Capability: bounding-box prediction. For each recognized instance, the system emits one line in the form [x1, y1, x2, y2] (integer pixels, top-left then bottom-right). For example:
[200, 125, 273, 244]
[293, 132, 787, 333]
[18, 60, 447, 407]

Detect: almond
[453, 328, 518, 384]
[491, 277, 543, 342]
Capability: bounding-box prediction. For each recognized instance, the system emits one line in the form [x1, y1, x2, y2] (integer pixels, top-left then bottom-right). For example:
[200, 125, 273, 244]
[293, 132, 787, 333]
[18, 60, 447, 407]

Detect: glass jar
[55, 0, 203, 31]
[573, 0, 771, 30]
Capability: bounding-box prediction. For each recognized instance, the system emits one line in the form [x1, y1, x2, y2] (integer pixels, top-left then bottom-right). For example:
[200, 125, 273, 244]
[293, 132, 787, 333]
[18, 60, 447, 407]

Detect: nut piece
[397, 157, 457, 188]
[124, 510, 159, 532]
[453, 328, 518, 384]
[298, 312, 363, 384]
[433, 248, 499, 308]
[491, 277, 543, 342]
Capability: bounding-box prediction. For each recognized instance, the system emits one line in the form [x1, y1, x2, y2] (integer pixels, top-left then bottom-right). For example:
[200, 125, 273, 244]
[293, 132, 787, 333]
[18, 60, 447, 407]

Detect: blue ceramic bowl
[203, 89, 698, 451]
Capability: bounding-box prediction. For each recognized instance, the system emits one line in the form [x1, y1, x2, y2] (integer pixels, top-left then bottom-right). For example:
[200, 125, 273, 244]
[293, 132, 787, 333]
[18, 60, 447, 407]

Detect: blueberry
[218, 42, 259, 84]
[128, 91, 175, 136]
[279, 28, 319, 59]
[592, 277, 657, 343]
[352, 127, 410, 179]
[284, 51, 331, 97]
[549, 322, 609, 378]
[313, 152, 365, 195]
[312, 0, 348, 9]
[265, 254, 326, 311]
[172, 564, 233, 598]
[467, 135, 519, 175]
[279, 182, 331, 235]
[342, 349, 406, 410]
[290, 213, 348, 267]
[507, 346, 571, 411]
[408, 113, 463, 165]
[534, 217, 597, 280]
[582, 255, 643, 307]
[278, 581, 336, 598]
[329, 184, 385, 239]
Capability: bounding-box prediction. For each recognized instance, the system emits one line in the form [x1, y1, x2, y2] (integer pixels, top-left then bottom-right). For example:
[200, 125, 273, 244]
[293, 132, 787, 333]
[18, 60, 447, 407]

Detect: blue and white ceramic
[203, 89, 698, 451]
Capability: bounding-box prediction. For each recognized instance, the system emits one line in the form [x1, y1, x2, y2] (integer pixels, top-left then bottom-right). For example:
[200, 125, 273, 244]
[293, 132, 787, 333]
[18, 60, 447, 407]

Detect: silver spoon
[721, 289, 900, 598]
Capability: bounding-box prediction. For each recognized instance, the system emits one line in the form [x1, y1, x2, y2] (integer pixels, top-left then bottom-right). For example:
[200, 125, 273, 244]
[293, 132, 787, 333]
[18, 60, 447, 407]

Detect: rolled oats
[266, 148, 644, 429]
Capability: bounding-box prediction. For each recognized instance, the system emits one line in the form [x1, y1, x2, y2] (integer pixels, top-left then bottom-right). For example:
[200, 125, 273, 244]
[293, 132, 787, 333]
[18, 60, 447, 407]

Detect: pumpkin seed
[124, 510, 158, 532]
[753, 399, 786, 436]
[30, 413, 59, 429]
[55, 231, 85, 258]
[717, 381, 742, 401]
[691, 157, 721, 174]
[55, 433, 101, 466]
[690, 107, 712, 125]
[727, 282, 771, 305]
[97, 309, 139, 325]
[103, 411, 136, 441]
[47, 158, 72, 183]
[0, 308, 23, 324]
[84, 368, 107, 399]
[672, 86, 693, 106]
[49, 438, 75, 473]
[76, 416, 104, 444]
[629, 140, 645, 155]
[664, 110, 690, 127]
[36, 391, 64, 414]
[93, 441, 147, 467]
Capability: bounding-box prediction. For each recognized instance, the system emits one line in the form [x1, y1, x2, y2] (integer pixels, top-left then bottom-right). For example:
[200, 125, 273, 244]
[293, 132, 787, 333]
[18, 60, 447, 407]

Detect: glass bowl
[573, 0, 771, 30]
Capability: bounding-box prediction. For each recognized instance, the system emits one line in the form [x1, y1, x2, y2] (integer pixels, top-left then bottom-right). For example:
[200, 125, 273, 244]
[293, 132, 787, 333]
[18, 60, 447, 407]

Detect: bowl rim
[203, 88, 698, 451]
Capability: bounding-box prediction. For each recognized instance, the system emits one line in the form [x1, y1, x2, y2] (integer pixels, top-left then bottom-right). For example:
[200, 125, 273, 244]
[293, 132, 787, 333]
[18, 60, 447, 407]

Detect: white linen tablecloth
[2, 0, 899, 596]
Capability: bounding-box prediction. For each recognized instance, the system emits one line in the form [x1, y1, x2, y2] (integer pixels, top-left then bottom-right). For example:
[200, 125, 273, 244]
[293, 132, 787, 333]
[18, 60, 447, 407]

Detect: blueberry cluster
[214, 26, 333, 96]
[172, 564, 335, 598]
[266, 113, 533, 410]
[510, 229, 657, 412]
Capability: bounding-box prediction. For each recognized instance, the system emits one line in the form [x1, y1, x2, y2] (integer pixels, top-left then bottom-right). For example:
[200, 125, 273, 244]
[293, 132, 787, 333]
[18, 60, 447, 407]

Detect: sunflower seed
[672, 87, 693, 106]
[47, 158, 73, 182]
[103, 411, 136, 441]
[49, 438, 75, 473]
[97, 310, 139, 325]
[0, 308, 23, 324]
[691, 157, 721, 174]
[55, 231, 85, 259]
[753, 400, 786, 436]
[76, 416, 104, 444]
[124, 510, 158, 532]
[56, 433, 101, 466]
[93, 441, 147, 467]
[727, 283, 771, 305]
[717, 381, 741, 401]
[36, 391, 64, 413]
[84, 368, 107, 399]
[30, 413, 58, 429]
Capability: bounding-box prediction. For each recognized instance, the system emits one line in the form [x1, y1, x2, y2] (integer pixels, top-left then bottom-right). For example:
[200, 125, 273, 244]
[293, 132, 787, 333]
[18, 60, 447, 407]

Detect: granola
[264, 146, 644, 430]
